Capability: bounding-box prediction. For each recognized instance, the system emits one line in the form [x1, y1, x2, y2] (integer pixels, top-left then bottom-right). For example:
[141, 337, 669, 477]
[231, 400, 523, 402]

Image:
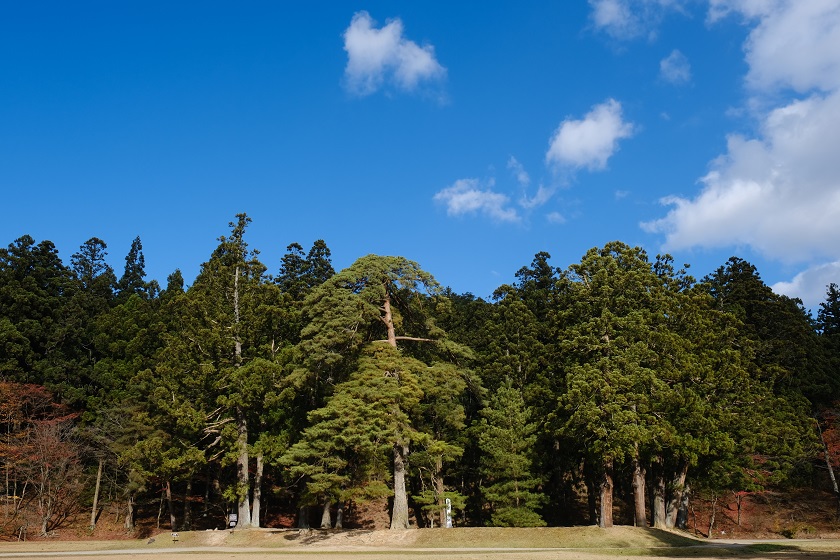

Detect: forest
[2, 213, 840, 539]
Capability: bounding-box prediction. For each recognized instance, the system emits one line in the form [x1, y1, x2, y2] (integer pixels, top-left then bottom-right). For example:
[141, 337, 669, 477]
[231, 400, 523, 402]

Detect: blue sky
[3, 1, 840, 310]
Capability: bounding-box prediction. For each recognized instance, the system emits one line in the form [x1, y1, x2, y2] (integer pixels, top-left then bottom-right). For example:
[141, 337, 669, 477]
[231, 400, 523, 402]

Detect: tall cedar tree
[557, 242, 662, 528]
[0, 236, 74, 389]
[144, 214, 286, 529]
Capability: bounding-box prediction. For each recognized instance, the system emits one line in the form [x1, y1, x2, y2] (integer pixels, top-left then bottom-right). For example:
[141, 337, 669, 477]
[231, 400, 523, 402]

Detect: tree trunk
[40, 497, 48, 536]
[335, 502, 344, 529]
[599, 459, 614, 528]
[435, 455, 445, 529]
[124, 494, 134, 532]
[236, 407, 251, 528]
[383, 291, 397, 347]
[320, 499, 332, 529]
[165, 481, 176, 531]
[665, 461, 688, 529]
[234, 265, 243, 363]
[391, 443, 410, 529]
[4, 432, 9, 519]
[707, 494, 717, 538]
[297, 506, 309, 529]
[251, 453, 263, 528]
[90, 458, 103, 529]
[651, 457, 667, 528]
[183, 477, 192, 530]
[676, 483, 690, 530]
[232, 258, 251, 529]
[632, 451, 646, 527]
[817, 416, 840, 511]
[156, 488, 163, 529]
[203, 468, 211, 518]
[584, 461, 598, 526]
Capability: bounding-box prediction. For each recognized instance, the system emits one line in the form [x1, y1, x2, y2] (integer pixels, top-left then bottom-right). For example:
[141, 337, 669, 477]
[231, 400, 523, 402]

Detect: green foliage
[1, 224, 834, 531]
[282, 344, 424, 504]
[276, 239, 335, 300]
[557, 242, 662, 464]
[117, 236, 157, 301]
[704, 257, 832, 404]
[478, 380, 545, 527]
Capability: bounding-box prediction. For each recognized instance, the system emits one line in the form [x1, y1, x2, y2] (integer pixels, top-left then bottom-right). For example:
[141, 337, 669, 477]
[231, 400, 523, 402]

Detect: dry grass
[3, 526, 840, 559]
[0, 527, 840, 560]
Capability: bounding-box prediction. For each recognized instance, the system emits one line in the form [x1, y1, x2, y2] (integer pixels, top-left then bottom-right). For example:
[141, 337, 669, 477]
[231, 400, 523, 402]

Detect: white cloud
[645, 2, 840, 318]
[615, 189, 630, 200]
[343, 11, 446, 96]
[706, 0, 775, 23]
[547, 212, 567, 224]
[772, 261, 840, 311]
[659, 49, 692, 85]
[644, 2, 840, 266]
[590, 0, 638, 38]
[709, 1, 840, 93]
[506, 156, 556, 210]
[589, 0, 683, 40]
[520, 185, 555, 210]
[433, 179, 519, 223]
[546, 99, 635, 170]
[507, 156, 531, 187]
[642, 91, 840, 260]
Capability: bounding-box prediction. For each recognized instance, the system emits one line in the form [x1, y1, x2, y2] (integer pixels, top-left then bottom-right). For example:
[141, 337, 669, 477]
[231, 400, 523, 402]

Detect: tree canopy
[0, 220, 835, 536]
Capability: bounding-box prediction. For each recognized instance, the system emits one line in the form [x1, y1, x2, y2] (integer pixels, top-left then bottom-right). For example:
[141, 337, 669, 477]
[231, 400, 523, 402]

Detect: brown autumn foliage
[0, 381, 83, 539]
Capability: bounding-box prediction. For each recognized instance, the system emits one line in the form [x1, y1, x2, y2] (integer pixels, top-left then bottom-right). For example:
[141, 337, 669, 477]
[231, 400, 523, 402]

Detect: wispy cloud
[343, 11, 446, 96]
[519, 185, 555, 210]
[507, 156, 531, 187]
[433, 178, 519, 223]
[546, 99, 634, 171]
[547, 212, 567, 224]
[508, 156, 556, 210]
[589, 0, 683, 41]
[659, 49, 691, 85]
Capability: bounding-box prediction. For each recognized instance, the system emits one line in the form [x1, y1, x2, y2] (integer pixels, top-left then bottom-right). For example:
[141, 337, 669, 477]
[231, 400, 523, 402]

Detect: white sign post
[445, 498, 453, 528]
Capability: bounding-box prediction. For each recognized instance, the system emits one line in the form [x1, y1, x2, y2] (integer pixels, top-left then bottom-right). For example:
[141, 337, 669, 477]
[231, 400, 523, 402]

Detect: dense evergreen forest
[3, 213, 840, 538]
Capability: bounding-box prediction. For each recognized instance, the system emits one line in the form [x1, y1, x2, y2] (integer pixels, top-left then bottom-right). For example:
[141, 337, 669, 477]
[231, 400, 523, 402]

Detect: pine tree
[819, 284, 840, 336]
[276, 243, 309, 299]
[478, 379, 545, 526]
[704, 257, 829, 401]
[117, 236, 156, 301]
[818, 284, 840, 408]
[282, 344, 423, 523]
[287, 254, 469, 529]
[305, 239, 335, 287]
[65, 237, 117, 406]
[0, 236, 73, 387]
